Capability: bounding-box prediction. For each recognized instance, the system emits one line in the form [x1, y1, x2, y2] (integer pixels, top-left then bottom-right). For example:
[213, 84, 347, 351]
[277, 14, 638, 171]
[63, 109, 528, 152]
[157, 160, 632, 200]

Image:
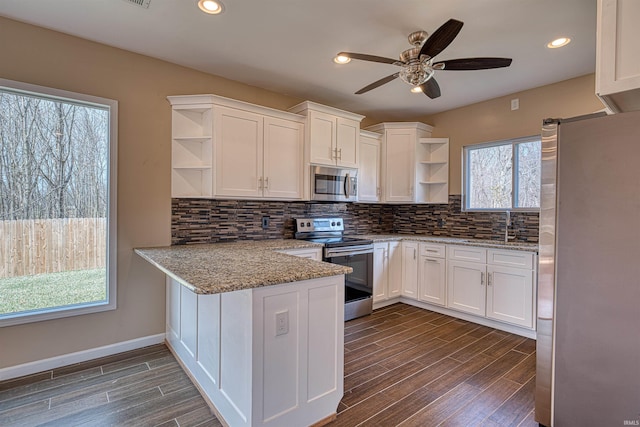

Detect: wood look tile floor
[0, 303, 536, 426]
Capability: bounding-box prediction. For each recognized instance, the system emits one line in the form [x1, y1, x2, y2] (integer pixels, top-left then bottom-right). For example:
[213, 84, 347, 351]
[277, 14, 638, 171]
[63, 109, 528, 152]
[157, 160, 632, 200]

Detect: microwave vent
[122, 0, 151, 8]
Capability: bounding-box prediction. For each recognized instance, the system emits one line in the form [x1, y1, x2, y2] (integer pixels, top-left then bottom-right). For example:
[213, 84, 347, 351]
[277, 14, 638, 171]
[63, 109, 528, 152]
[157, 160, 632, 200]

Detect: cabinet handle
[480, 272, 485, 285]
[426, 258, 438, 263]
[410, 186, 414, 197]
[413, 248, 416, 260]
[487, 272, 492, 286]
[338, 148, 342, 160]
[258, 177, 263, 190]
[264, 177, 269, 189]
[426, 249, 438, 253]
[332, 147, 338, 159]
[376, 187, 381, 197]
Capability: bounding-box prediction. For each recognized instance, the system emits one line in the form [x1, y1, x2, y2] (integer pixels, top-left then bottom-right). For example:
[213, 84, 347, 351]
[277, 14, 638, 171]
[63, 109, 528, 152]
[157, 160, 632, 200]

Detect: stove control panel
[295, 217, 344, 232]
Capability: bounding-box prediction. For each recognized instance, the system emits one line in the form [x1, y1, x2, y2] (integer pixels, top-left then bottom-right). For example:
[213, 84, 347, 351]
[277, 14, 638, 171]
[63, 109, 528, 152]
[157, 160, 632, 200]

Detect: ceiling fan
[337, 19, 512, 99]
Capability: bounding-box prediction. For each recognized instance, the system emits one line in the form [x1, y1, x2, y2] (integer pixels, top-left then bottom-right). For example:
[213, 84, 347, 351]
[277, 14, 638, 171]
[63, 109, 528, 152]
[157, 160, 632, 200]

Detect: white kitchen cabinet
[418, 243, 446, 306]
[372, 241, 402, 303]
[446, 259, 486, 316]
[289, 101, 364, 169]
[168, 95, 305, 201]
[170, 102, 214, 198]
[486, 264, 534, 328]
[401, 241, 419, 298]
[596, 0, 640, 113]
[446, 246, 536, 329]
[366, 122, 449, 204]
[358, 130, 382, 202]
[215, 107, 304, 199]
[275, 247, 322, 261]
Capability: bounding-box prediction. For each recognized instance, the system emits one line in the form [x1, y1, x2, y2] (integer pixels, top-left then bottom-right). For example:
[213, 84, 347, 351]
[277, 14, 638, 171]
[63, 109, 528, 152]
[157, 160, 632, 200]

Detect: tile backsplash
[171, 195, 538, 245]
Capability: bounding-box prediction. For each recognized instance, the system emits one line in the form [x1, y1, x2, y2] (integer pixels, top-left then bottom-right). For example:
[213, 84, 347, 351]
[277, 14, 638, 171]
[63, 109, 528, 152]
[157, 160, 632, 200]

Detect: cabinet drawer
[487, 249, 534, 269]
[447, 245, 487, 263]
[419, 243, 446, 258]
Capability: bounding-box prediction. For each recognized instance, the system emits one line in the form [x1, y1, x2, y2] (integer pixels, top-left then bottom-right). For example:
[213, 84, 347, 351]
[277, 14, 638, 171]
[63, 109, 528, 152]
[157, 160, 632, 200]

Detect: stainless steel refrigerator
[536, 111, 640, 426]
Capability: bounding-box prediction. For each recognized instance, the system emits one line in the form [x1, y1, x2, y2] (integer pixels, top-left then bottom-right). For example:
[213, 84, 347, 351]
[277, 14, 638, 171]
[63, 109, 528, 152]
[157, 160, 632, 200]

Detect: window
[0, 79, 117, 326]
[463, 136, 541, 211]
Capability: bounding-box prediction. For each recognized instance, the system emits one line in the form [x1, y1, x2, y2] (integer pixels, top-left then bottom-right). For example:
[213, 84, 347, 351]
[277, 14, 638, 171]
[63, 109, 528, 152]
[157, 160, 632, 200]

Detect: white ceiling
[0, 0, 597, 120]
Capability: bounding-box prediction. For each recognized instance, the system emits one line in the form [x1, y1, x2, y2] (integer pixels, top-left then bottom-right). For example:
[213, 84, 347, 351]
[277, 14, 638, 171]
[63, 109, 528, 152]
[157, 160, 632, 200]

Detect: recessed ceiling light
[333, 54, 351, 64]
[547, 37, 571, 48]
[410, 86, 423, 93]
[198, 0, 224, 14]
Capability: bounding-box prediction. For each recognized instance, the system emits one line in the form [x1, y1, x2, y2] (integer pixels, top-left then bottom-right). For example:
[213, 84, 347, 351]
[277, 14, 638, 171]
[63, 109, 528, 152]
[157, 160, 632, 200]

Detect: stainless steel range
[295, 217, 373, 321]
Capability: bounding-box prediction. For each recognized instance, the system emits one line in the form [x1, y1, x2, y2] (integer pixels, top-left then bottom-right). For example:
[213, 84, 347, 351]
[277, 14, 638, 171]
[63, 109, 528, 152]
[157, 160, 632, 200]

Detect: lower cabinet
[447, 260, 486, 316]
[371, 239, 537, 335]
[446, 246, 536, 329]
[373, 241, 402, 303]
[401, 241, 419, 298]
[418, 243, 446, 306]
[166, 275, 344, 427]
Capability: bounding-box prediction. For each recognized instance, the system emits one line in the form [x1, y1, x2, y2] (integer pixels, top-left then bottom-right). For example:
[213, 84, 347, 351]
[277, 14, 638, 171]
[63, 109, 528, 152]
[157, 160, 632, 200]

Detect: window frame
[0, 78, 118, 327]
[462, 135, 541, 213]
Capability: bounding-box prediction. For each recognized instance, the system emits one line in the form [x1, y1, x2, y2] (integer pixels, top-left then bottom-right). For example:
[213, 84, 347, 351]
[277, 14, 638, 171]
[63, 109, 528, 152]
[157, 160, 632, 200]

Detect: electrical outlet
[261, 216, 270, 229]
[275, 310, 289, 336]
[511, 98, 520, 111]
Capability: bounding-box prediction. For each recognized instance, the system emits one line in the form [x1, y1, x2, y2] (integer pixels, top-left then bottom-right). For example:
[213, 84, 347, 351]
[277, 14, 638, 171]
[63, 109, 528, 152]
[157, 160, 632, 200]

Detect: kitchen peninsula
[135, 240, 351, 427]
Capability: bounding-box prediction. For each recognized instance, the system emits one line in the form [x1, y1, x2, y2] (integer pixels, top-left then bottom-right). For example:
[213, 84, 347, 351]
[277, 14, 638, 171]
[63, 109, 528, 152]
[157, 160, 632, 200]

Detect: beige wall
[0, 17, 303, 369]
[420, 74, 604, 194]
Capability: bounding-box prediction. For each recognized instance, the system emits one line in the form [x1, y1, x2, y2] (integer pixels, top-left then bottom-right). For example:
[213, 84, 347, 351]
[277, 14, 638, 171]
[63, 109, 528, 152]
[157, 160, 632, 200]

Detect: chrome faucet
[505, 210, 516, 244]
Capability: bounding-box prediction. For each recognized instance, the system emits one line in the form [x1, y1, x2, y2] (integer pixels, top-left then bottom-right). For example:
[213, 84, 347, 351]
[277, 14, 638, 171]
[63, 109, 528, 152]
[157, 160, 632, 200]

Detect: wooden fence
[0, 218, 106, 279]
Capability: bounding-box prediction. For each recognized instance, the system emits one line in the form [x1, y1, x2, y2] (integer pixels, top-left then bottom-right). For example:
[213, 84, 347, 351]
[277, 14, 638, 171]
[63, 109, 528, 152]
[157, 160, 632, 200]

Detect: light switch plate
[275, 310, 289, 336]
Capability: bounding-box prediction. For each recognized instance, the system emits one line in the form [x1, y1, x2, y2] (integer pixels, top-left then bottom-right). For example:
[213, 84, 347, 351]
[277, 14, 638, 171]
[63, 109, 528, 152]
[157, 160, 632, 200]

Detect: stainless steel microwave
[311, 166, 358, 202]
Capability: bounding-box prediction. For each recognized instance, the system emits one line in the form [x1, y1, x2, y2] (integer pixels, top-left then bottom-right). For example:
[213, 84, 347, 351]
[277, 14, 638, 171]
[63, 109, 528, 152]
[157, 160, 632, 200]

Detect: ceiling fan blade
[420, 78, 441, 99]
[355, 73, 399, 94]
[438, 57, 513, 70]
[338, 52, 400, 65]
[419, 19, 464, 59]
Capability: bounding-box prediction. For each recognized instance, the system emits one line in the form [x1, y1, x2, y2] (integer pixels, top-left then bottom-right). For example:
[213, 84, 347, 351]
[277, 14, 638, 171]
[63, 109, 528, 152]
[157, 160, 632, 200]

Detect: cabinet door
[446, 260, 486, 316]
[388, 241, 402, 298]
[419, 256, 446, 306]
[359, 135, 381, 202]
[263, 117, 304, 200]
[486, 265, 534, 328]
[373, 243, 388, 303]
[596, 0, 640, 112]
[401, 242, 419, 298]
[308, 110, 336, 166]
[336, 117, 359, 168]
[214, 107, 263, 197]
[384, 129, 416, 202]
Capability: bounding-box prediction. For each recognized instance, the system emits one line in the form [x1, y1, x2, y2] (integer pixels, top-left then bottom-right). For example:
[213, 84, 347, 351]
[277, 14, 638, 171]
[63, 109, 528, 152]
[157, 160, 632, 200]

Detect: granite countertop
[135, 239, 351, 295]
[353, 234, 538, 252]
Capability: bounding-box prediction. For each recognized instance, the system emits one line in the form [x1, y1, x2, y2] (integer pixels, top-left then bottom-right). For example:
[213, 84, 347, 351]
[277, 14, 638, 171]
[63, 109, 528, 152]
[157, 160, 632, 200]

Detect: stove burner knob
[337, 221, 341, 226]
[306, 222, 311, 227]
[331, 221, 336, 226]
[299, 223, 305, 228]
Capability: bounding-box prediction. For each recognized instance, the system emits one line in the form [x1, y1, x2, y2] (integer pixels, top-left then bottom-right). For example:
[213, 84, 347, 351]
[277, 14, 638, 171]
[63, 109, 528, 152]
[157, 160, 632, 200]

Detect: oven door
[324, 250, 373, 321]
[311, 166, 357, 202]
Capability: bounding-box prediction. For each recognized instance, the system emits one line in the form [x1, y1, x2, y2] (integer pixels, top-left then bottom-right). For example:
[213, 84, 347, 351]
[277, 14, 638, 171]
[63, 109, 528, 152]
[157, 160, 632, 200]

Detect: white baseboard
[0, 333, 166, 381]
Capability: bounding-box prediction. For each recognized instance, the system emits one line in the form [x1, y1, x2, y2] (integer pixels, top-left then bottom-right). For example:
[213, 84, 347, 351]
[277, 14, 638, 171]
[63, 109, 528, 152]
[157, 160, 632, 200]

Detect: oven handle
[325, 247, 374, 258]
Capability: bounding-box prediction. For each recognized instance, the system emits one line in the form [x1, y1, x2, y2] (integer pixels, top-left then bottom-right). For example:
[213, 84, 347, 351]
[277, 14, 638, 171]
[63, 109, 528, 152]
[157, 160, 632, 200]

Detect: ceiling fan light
[334, 55, 351, 64]
[198, 0, 224, 14]
[547, 37, 570, 48]
[411, 86, 423, 93]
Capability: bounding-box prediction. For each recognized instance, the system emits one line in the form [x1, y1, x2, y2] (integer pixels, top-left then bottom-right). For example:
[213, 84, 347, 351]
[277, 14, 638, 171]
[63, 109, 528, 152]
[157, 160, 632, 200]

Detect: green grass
[0, 269, 107, 315]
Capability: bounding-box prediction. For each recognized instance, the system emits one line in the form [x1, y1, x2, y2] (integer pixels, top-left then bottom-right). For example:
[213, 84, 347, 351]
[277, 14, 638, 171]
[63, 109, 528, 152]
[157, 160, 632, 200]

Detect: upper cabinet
[289, 101, 364, 169]
[168, 95, 305, 200]
[366, 122, 449, 204]
[596, 0, 640, 113]
[358, 130, 382, 203]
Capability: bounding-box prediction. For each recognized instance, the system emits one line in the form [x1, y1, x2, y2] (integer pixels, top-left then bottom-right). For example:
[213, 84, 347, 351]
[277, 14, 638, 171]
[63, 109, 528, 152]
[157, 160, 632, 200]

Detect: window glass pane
[0, 90, 109, 318]
[467, 144, 512, 209]
[516, 140, 541, 208]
